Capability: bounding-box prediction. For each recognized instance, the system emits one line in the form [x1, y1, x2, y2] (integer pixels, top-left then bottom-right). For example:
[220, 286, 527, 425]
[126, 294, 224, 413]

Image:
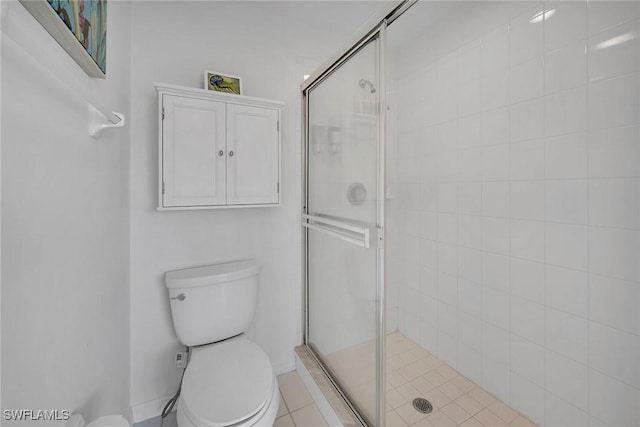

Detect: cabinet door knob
[229, 151, 234, 157]
[218, 150, 224, 156]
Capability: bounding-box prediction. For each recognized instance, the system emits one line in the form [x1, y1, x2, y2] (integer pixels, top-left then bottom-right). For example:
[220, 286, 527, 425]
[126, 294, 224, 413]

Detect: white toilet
[165, 259, 279, 427]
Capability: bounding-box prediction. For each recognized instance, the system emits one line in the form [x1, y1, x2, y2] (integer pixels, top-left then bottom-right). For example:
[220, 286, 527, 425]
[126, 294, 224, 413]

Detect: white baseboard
[295, 353, 344, 427]
[132, 395, 175, 424]
[273, 359, 295, 376]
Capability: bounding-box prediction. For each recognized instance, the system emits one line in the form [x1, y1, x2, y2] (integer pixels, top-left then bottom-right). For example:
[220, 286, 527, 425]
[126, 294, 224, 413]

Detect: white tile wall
[389, 1, 640, 425]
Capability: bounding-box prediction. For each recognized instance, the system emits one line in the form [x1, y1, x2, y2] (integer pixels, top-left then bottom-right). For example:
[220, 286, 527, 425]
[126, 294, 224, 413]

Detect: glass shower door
[304, 36, 383, 426]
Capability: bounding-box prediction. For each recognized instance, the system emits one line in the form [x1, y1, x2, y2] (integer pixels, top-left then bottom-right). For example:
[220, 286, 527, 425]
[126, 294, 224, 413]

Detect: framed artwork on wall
[204, 70, 242, 95]
[20, 0, 107, 78]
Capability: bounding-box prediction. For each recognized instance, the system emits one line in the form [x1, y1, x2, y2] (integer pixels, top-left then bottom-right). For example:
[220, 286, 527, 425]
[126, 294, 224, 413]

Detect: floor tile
[460, 416, 485, 427]
[386, 410, 409, 427]
[274, 414, 295, 427]
[455, 394, 485, 416]
[467, 387, 497, 407]
[290, 404, 328, 427]
[438, 381, 465, 400]
[441, 401, 472, 424]
[475, 408, 508, 427]
[488, 399, 520, 423]
[278, 371, 314, 412]
[396, 402, 427, 425]
[276, 392, 288, 418]
[422, 410, 457, 427]
[509, 415, 538, 427]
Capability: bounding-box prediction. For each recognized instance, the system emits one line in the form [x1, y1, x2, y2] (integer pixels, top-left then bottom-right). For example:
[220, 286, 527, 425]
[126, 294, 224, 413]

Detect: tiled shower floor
[324, 331, 537, 427]
[384, 332, 536, 426]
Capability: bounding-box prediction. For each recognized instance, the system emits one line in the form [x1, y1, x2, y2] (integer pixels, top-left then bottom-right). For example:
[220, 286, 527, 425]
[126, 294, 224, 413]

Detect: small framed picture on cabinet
[204, 70, 242, 95]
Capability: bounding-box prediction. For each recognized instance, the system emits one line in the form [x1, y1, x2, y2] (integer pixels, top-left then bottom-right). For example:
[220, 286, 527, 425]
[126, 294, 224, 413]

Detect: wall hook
[89, 104, 126, 138]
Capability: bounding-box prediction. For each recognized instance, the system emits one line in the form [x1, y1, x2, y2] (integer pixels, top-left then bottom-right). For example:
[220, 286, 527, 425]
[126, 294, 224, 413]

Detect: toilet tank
[165, 259, 260, 347]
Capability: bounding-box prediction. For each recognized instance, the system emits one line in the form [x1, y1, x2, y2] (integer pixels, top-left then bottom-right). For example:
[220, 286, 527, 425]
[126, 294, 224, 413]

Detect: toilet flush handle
[171, 293, 187, 302]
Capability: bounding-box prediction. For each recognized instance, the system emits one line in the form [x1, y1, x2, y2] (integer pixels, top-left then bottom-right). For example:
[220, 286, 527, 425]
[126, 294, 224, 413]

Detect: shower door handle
[302, 213, 379, 249]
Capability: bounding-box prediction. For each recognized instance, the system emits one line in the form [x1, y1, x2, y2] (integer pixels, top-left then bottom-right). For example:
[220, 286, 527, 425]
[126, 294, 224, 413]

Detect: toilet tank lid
[165, 259, 260, 289]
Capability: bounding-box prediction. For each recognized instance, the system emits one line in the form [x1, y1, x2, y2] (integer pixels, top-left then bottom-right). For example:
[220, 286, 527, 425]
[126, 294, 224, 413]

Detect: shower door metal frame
[301, 2, 416, 426]
[301, 24, 386, 427]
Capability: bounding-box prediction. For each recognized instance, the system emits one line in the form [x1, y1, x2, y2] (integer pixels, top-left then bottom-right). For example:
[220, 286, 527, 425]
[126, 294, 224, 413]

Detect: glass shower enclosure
[302, 23, 387, 427]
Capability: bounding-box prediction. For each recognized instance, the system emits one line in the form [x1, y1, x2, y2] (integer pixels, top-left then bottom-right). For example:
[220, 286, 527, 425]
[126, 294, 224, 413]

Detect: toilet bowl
[176, 337, 279, 427]
[165, 260, 278, 427]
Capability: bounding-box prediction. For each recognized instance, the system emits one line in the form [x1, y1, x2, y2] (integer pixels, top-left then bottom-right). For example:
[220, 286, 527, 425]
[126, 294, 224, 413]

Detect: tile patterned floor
[276, 370, 330, 427]
[384, 332, 536, 427]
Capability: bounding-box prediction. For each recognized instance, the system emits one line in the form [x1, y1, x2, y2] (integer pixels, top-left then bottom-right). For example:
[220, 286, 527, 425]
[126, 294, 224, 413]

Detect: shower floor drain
[412, 397, 433, 414]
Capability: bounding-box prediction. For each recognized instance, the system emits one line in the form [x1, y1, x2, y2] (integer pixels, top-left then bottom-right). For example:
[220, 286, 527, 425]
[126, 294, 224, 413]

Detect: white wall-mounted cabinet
[155, 83, 283, 210]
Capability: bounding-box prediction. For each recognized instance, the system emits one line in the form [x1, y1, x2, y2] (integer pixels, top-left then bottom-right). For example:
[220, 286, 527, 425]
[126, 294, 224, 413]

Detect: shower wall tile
[459, 215, 482, 249]
[510, 57, 544, 103]
[588, 369, 640, 427]
[510, 139, 546, 180]
[510, 258, 545, 304]
[510, 219, 545, 262]
[482, 288, 510, 329]
[588, 227, 640, 282]
[544, 179, 588, 224]
[509, 98, 545, 142]
[511, 297, 545, 346]
[458, 182, 483, 214]
[544, 392, 589, 427]
[544, 1, 587, 51]
[544, 223, 588, 271]
[545, 308, 589, 364]
[457, 343, 483, 385]
[481, 145, 510, 180]
[587, 2, 639, 35]
[481, 217, 510, 255]
[544, 40, 587, 94]
[510, 335, 545, 387]
[510, 181, 545, 220]
[482, 182, 510, 217]
[587, 125, 640, 178]
[509, 5, 544, 65]
[510, 373, 545, 425]
[544, 265, 588, 318]
[389, 3, 640, 425]
[588, 73, 640, 129]
[544, 86, 587, 136]
[588, 20, 640, 82]
[545, 350, 589, 411]
[588, 178, 640, 229]
[589, 322, 640, 388]
[459, 247, 482, 282]
[482, 252, 510, 292]
[544, 133, 588, 179]
[588, 274, 640, 335]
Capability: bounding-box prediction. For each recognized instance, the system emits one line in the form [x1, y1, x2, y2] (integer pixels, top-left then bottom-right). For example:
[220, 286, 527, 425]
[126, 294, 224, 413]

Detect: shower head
[359, 78, 376, 93]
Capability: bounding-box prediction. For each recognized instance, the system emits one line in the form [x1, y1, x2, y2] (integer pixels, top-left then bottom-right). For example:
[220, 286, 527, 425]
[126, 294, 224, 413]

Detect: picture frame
[20, 0, 107, 78]
[204, 70, 243, 95]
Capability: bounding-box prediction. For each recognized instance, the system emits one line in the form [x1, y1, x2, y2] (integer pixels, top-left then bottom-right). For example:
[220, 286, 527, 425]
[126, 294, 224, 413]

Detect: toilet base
[177, 375, 279, 427]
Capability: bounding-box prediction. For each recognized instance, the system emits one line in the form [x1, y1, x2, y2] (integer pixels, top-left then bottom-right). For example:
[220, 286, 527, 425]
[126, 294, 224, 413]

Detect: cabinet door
[226, 104, 280, 205]
[162, 95, 226, 207]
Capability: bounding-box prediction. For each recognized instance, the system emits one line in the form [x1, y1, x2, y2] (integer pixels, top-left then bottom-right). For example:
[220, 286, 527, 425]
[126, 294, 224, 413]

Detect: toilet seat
[180, 339, 274, 427]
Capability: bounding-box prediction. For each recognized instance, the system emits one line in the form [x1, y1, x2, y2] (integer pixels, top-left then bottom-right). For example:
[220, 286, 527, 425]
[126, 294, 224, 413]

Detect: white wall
[1, 0, 131, 424]
[128, 2, 382, 421]
[388, 2, 640, 426]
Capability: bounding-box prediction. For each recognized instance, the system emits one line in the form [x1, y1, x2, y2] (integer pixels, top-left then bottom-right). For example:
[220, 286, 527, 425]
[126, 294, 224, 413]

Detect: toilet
[165, 259, 279, 427]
